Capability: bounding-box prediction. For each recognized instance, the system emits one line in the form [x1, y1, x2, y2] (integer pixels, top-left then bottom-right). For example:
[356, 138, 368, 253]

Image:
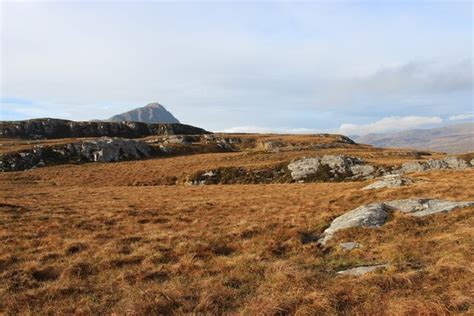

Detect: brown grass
[0, 134, 472, 314]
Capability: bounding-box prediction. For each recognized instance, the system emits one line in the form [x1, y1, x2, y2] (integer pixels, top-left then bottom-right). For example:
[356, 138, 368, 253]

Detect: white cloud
[337, 116, 443, 136]
[449, 113, 474, 121]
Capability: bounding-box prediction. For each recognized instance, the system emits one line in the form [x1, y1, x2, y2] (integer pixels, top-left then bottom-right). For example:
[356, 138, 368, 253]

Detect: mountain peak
[108, 102, 180, 124]
[144, 102, 165, 109]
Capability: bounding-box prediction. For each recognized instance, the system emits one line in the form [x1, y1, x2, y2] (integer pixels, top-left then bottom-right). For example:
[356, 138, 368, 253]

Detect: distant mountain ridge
[353, 123, 474, 153]
[108, 103, 180, 124]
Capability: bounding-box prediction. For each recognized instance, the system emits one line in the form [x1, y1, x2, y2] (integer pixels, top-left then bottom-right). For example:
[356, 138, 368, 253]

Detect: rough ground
[1, 133, 473, 314]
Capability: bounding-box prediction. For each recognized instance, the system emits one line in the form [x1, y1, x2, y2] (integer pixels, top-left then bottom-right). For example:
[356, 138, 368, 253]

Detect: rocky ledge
[0, 118, 210, 139]
[0, 137, 153, 171]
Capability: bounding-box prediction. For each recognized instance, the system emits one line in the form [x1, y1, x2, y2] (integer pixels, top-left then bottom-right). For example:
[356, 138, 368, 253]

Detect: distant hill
[108, 103, 180, 124]
[353, 123, 474, 153]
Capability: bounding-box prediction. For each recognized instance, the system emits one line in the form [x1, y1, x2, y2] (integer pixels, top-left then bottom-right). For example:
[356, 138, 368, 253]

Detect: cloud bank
[449, 113, 474, 121]
[336, 116, 443, 136]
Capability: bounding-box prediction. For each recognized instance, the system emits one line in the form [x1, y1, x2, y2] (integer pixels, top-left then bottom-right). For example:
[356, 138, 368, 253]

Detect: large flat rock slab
[384, 199, 474, 217]
[318, 203, 389, 245]
[319, 199, 474, 244]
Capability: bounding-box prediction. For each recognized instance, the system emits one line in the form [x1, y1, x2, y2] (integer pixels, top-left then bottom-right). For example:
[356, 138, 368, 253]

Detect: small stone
[339, 242, 360, 251]
[337, 264, 388, 276]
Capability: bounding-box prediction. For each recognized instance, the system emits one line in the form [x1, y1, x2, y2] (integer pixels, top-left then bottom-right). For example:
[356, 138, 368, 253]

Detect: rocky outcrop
[319, 199, 474, 244]
[337, 264, 388, 276]
[288, 155, 376, 182]
[0, 137, 153, 171]
[0, 118, 209, 139]
[399, 157, 471, 173]
[361, 174, 413, 190]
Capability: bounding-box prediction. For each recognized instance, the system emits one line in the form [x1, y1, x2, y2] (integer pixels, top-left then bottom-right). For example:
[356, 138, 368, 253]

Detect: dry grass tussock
[0, 134, 473, 314]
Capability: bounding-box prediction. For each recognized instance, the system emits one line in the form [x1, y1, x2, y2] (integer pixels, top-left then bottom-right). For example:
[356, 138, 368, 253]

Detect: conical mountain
[108, 103, 180, 124]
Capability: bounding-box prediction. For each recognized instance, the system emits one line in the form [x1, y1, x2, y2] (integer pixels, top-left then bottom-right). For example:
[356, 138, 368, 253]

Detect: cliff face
[0, 118, 210, 139]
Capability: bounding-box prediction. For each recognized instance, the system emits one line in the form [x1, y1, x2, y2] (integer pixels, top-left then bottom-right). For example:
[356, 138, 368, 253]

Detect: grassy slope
[0, 134, 473, 314]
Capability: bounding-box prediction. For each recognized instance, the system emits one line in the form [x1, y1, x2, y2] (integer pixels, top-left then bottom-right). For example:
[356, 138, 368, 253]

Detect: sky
[1, 0, 473, 135]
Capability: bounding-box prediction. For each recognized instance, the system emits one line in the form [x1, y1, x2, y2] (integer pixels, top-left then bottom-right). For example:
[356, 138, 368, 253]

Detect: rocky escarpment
[319, 199, 474, 245]
[0, 118, 209, 139]
[0, 138, 153, 171]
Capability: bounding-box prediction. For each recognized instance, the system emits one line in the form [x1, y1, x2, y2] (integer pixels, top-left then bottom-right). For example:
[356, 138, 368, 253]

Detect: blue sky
[1, 1, 473, 134]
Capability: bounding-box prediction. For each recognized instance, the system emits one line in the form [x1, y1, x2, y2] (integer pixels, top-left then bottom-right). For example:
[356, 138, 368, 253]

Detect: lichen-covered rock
[361, 174, 413, 190]
[318, 203, 389, 245]
[0, 137, 153, 171]
[288, 155, 376, 181]
[337, 264, 388, 276]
